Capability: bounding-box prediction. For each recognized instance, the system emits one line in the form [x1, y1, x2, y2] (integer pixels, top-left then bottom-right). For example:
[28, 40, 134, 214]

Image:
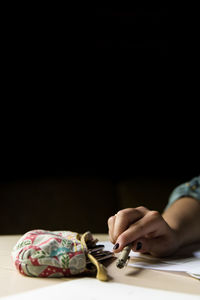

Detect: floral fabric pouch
[12, 230, 111, 281]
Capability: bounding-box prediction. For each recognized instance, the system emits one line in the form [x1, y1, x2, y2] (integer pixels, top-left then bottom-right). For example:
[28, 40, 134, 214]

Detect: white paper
[128, 250, 200, 274]
[1, 278, 199, 300]
[99, 241, 200, 279]
[128, 259, 200, 273]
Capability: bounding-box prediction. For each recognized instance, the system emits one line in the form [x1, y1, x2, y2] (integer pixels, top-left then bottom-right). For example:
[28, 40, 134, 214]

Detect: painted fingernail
[113, 243, 119, 250]
[136, 242, 142, 251]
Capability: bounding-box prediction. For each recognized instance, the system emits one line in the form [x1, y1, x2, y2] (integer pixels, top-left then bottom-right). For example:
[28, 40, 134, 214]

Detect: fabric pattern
[12, 230, 87, 278]
[166, 176, 200, 209]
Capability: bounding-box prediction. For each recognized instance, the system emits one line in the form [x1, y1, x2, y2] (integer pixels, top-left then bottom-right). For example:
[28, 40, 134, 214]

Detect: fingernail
[136, 242, 142, 251]
[113, 243, 119, 250]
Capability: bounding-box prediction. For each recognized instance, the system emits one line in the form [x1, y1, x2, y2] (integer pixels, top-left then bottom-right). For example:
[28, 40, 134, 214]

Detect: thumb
[133, 237, 170, 257]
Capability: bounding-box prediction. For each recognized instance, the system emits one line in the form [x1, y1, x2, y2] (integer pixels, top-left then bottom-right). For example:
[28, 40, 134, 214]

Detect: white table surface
[0, 234, 200, 298]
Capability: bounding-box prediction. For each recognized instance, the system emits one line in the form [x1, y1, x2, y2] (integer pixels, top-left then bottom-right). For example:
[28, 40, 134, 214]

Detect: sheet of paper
[1, 278, 199, 300]
[98, 241, 200, 279]
[128, 249, 200, 276]
[128, 258, 200, 273]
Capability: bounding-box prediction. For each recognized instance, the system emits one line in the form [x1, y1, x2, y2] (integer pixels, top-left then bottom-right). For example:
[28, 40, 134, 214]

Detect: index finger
[115, 210, 164, 252]
[112, 207, 148, 243]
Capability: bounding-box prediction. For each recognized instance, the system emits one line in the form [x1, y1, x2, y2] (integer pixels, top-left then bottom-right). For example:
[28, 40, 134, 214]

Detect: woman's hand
[108, 207, 180, 257]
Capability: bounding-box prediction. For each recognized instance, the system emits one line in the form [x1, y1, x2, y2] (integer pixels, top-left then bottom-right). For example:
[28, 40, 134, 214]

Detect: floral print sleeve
[165, 176, 200, 210]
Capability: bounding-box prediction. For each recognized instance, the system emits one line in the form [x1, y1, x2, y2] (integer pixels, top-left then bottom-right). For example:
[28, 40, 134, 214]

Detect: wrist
[168, 224, 184, 249]
[162, 214, 184, 249]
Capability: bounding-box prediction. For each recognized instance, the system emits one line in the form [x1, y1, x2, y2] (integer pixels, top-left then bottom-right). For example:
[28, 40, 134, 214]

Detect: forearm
[162, 197, 200, 247]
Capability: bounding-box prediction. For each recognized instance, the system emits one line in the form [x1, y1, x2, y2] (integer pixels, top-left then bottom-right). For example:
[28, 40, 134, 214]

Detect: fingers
[132, 238, 148, 254]
[107, 207, 148, 246]
[107, 215, 116, 244]
[113, 208, 144, 242]
[108, 207, 179, 257]
[132, 234, 177, 257]
[114, 210, 166, 253]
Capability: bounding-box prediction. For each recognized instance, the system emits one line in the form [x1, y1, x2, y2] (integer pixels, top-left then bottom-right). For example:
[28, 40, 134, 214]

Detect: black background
[96, 6, 168, 55]
[1, 5, 199, 236]
[0, 4, 198, 196]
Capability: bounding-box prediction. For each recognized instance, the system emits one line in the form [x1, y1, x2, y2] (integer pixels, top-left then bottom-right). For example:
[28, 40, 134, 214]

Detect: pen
[116, 243, 133, 269]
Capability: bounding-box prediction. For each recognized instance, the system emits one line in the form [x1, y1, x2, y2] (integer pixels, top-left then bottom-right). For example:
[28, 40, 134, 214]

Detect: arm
[108, 176, 200, 257]
[163, 175, 200, 247]
[162, 196, 200, 248]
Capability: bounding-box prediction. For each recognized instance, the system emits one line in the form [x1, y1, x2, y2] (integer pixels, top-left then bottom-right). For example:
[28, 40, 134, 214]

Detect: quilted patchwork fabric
[12, 230, 87, 277]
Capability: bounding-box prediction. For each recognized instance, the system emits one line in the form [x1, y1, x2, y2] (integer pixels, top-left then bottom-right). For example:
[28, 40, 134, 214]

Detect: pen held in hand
[116, 243, 133, 269]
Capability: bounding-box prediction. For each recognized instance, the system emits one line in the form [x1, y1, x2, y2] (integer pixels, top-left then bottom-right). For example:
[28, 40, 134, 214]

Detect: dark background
[0, 107, 199, 236]
[96, 6, 168, 55]
[0, 153, 199, 235]
[1, 5, 199, 236]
